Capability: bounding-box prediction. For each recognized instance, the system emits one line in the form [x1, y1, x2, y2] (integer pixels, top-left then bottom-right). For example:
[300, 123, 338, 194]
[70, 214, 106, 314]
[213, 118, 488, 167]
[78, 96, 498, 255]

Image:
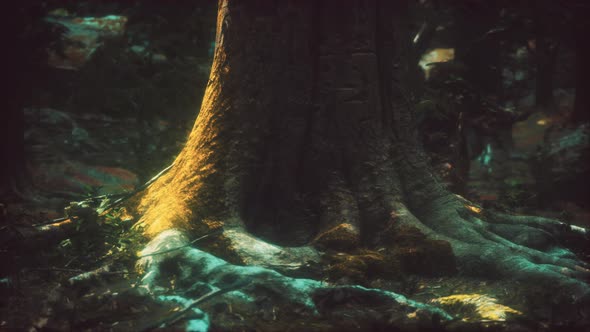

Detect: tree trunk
[572, 8, 590, 123]
[534, 38, 557, 109]
[0, 97, 25, 197]
[137, 0, 415, 245]
[2, 3, 27, 197]
[135, 0, 589, 310]
[533, 0, 557, 110]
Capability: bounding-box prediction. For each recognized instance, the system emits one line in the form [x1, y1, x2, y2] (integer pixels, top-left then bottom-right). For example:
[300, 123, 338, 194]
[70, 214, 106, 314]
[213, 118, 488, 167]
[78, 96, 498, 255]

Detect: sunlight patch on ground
[419, 48, 455, 79]
[431, 293, 521, 322]
[465, 205, 482, 214]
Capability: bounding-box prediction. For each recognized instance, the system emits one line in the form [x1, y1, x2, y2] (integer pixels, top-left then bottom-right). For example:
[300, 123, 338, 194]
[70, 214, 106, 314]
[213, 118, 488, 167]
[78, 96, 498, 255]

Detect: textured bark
[0, 97, 25, 195]
[572, 8, 590, 123]
[135, 0, 589, 312]
[136, 0, 412, 246]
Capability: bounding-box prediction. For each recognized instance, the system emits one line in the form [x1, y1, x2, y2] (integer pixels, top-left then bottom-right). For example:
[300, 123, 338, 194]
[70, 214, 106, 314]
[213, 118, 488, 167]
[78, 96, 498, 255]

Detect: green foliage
[476, 144, 493, 172]
[99, 207, 146, 265]
[82, 184, 103, 198]
[55, 203, 145, 270]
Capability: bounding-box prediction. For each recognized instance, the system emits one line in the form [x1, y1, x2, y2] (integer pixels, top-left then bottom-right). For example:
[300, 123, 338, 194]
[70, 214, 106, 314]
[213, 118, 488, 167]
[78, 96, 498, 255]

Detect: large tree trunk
[135, 0, 589, 312]
[0, 95, 25, 196]
[572, 8, 590, 123]
[2, 3, 28, 197]
[137, 0, 411, 245]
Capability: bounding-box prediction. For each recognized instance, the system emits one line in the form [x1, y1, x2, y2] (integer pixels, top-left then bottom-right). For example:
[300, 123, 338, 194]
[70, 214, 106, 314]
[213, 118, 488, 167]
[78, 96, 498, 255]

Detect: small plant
[52, 202, 145, 270]
[82, 185, 103, 198]
[99, 207, 146, 265]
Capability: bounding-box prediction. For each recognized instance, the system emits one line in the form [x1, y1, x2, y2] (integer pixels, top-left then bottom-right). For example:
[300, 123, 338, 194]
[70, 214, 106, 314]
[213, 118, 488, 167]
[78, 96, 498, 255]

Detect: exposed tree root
[386, 197, 590, 314]
[131, 146, 590, 328]
[136, 229, 452, 331]
[133, 164, 590, 327]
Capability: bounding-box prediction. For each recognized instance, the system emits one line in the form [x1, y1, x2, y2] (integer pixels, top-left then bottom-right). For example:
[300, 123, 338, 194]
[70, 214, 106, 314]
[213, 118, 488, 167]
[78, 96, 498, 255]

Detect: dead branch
[140, 279, 251, 332]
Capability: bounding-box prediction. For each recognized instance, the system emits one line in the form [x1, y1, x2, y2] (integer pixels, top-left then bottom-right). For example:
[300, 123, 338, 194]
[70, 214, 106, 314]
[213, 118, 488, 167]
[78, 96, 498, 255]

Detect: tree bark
[2, 3, 28, 197]
[137, 0, 413, 245]
[134, 0, 589, 311]
[572, 8, 590, 123]
[532, 0, 558, 110]
[0, 96, 25, 196]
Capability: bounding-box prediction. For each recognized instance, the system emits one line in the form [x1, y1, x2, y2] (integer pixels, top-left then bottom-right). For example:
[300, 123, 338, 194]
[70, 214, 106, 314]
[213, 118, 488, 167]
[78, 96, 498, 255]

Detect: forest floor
[1, 199, 586, 331]
[2, 4, 589, 330]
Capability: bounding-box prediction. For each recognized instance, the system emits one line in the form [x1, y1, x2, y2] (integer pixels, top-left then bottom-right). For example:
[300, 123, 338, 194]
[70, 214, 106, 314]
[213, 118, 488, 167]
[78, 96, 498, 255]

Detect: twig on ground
[140, 279, 251, 332]
[30, 163, 174, 228]
[31, 217, 68, 228]
[138, 229, 223, 258]
[67, 264, 136, 288]
[26, 267, 84, 273]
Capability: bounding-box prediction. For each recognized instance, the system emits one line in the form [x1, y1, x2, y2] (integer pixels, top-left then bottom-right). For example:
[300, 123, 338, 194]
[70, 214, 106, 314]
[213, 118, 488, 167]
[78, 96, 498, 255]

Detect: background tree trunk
[572, 8, 590, 123]
[0, 95, 25, 196]
[2, 3, 29, 197]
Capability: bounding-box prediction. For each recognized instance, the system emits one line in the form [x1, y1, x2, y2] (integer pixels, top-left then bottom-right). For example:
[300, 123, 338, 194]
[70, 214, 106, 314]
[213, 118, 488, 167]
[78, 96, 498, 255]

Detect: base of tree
[27, 219, 589, 331]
